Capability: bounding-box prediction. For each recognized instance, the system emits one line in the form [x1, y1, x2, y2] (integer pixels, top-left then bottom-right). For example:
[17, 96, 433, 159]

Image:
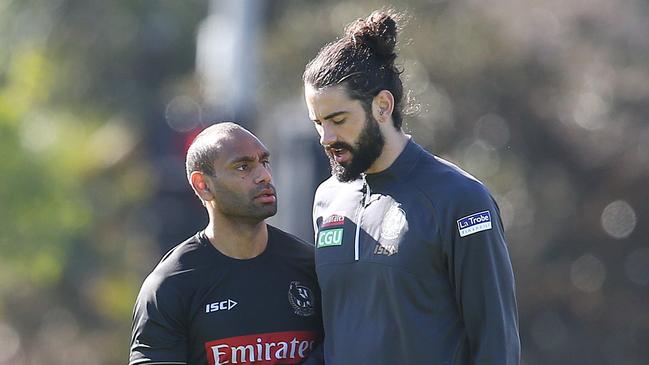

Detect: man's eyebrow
[228, 151, 270, 164]
[312, 111, 348, 122]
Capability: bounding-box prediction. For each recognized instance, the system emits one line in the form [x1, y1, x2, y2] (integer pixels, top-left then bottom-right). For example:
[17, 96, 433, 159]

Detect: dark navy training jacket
[313, 139, 520, 365]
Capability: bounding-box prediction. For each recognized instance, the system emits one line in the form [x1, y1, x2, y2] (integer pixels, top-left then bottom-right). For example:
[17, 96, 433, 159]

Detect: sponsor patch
[205, 331, 318, 365]
[205, 299, 238, 313]
[317, 228, 343, 248]
[457, 210, 492, 237]
[321, 213, 345, 228]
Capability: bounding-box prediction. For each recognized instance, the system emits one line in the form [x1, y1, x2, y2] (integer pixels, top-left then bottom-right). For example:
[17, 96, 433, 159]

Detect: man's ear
[190, 171, 213, 201]
[371, 89, 395, 123]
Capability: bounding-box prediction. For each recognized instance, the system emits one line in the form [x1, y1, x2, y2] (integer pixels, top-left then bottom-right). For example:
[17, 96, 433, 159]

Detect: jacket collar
[365, 137, 423, 185]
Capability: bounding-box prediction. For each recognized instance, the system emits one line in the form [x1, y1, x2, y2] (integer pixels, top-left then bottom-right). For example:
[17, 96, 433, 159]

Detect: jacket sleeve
[444, 184, 520, 364]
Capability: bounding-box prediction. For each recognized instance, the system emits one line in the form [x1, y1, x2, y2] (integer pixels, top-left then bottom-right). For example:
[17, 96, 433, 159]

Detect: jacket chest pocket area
[315, 221, 356, 265]
[359, 200, 435, 273]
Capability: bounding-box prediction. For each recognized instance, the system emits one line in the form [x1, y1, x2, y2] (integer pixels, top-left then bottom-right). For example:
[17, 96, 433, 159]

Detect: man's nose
[255, 164, 272, 184]
[320, 123, 337, 147]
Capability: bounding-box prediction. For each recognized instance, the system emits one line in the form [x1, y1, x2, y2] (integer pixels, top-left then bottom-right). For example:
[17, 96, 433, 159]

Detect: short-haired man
[303, 10, 520, 365]
[129, 122, 323, 365]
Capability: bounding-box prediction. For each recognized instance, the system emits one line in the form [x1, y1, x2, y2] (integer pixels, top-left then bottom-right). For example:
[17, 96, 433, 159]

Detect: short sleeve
[129, 273, 188, 365]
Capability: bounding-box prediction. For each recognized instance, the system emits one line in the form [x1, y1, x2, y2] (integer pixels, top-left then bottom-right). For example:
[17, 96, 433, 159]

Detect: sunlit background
[1, 0, 647, 364]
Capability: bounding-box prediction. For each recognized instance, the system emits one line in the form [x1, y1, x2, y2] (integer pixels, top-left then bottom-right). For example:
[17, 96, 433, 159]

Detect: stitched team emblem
[380, 203, 407, 240]
[375, 202, 408, 256]
[288, 281, 315, 317]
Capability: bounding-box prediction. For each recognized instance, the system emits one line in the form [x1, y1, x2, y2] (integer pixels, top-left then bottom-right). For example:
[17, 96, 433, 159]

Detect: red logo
[321, 214, 345, 228]
[205, 331, 318, 365]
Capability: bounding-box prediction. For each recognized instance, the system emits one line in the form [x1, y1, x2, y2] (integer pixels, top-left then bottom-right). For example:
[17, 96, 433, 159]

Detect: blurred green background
[1, 0, 647, 364]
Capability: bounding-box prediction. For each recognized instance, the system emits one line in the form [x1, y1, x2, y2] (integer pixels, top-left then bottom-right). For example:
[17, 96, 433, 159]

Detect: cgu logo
[317, 228, 343, 248]
[206, 299, 238, 313]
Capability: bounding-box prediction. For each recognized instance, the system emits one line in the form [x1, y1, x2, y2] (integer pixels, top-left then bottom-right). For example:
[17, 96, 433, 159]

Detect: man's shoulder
[142, 233, 207, 292]
[159, 232, 207, 267]
[268, 225, 315, 257]
[314, 175, 361, 202]
[408, 150, 494, 207]
[315, 175, 341, 192]
[266, 226, 317, 284]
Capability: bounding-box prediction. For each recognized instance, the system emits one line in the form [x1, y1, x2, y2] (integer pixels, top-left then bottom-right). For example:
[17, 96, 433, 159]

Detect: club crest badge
[288, 281, 315, 317]
[376, 202, 408, 256]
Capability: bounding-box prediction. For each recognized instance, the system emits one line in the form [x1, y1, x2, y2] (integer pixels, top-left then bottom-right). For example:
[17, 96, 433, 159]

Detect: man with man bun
[303, 9, 520, 364]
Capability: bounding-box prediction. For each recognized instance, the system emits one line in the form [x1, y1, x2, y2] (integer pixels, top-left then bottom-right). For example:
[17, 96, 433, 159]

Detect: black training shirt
[129, 225, 323, 365]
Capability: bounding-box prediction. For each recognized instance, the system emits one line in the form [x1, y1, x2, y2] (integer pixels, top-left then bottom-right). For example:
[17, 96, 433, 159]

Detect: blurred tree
[0, 0, 206, 364]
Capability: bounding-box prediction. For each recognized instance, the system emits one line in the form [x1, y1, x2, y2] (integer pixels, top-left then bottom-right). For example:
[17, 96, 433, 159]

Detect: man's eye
[262, 160, 271, 168]
[236, 164, 248, 171]
[332, 118, 345, 124]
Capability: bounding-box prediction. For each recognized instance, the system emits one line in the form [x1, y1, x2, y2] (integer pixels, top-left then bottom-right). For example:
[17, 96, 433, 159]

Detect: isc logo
[206, 299, 238, 313]
[317, 228, 343, 248]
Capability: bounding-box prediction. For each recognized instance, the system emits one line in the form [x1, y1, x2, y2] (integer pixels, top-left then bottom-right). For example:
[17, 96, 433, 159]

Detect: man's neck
[365, 130, 410, 174]
[204, 217, 268, 259]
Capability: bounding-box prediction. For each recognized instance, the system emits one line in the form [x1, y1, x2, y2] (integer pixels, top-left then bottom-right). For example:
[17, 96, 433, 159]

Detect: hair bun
[345, 10, 399, 57]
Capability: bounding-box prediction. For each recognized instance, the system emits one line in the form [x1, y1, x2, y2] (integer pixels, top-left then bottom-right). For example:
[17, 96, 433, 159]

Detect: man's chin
[249, 203, 277, 220]
[331, 161, 362, 182]
[261, 205, 277, 218]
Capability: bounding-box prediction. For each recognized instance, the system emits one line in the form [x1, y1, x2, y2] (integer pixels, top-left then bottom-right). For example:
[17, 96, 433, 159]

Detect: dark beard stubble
[329, 115, 385, 182]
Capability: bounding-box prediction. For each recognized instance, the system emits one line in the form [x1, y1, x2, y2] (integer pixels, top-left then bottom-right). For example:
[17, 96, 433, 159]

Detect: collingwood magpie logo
[375, 201, 408, 256]
[288, 281, 315, 317]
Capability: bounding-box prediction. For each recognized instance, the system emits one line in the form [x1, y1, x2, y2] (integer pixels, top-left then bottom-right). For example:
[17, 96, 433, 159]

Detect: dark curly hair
[303, 9, 404, 129]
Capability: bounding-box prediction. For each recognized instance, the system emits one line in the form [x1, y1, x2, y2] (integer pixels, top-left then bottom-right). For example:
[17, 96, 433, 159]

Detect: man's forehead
[305, 85, 356, 119]
[217, 131, 269, 160]
[219, 129, 262, 146]
[305, 84, 350, 103]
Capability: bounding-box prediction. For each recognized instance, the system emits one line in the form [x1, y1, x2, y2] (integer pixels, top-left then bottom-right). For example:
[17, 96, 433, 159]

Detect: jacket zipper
[354, 174, 371, 261]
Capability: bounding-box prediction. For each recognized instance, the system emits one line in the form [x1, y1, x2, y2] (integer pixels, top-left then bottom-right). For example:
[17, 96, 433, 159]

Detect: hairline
[185, 123, 250, 180]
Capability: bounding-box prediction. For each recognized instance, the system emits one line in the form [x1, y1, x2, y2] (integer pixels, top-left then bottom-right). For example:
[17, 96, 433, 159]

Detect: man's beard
[328, 115, 385, 182]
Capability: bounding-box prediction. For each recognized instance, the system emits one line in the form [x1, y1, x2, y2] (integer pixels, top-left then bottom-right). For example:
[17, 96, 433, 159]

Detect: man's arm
[129, 274, 188, 365]
[446, 187, 520, 364]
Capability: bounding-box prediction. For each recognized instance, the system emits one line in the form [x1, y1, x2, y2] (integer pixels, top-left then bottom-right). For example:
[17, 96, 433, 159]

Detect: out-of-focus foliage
[0, 46, 139, 364]
[1, 0, 647, 364]
[0, 0, 204, 364]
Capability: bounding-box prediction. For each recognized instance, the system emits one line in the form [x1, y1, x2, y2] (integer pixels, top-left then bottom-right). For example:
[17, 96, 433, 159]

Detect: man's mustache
[326, 141, 354, 152]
